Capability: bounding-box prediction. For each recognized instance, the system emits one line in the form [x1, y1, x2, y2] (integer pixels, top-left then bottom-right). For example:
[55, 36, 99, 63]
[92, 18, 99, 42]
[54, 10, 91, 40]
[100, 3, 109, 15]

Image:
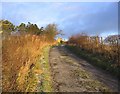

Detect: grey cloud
[60, 3, 118, 38]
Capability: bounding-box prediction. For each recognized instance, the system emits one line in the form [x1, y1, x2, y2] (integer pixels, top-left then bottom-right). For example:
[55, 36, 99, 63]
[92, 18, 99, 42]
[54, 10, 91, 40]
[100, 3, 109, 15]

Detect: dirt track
[49, 46, 118, 92]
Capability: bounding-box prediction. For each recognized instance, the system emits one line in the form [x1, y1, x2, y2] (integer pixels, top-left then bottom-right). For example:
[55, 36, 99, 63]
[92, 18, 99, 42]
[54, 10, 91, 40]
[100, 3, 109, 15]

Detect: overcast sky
[1, 2, 118, 39]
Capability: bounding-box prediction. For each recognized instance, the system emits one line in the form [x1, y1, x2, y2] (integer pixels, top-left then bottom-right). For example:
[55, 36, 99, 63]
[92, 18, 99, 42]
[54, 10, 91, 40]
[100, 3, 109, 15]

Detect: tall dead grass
[2, 34, 56, 92]
[68, 34, 119, 66]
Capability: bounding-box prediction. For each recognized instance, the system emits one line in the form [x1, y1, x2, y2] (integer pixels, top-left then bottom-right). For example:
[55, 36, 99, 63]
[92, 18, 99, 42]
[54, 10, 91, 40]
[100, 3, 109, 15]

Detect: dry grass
[68, 34, 119, 66]
[2, 34, 56, 92]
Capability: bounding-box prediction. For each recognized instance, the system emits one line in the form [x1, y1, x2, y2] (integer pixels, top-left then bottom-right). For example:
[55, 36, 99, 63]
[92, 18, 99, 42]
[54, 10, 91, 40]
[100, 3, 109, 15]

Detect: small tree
[36, 27, 44, 35]
[45, 24, 59, 41]
[1, 20, 15, 36]
[17, 23, 26, 34]
[26, 22, 40, 34]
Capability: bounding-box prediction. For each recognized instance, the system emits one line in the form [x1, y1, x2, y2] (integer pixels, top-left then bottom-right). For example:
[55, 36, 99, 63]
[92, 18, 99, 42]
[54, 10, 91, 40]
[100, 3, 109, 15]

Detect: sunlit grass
[2, 34, 55, 92]
[38, 47, 53, 92]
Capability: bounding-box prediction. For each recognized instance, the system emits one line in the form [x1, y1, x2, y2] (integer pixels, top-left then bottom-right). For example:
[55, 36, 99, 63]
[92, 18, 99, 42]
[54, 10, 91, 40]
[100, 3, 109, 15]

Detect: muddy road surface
[49, 46, 118, 92]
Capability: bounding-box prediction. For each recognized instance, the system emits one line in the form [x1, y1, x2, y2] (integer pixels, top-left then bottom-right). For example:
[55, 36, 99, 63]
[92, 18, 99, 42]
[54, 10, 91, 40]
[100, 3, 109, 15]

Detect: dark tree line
[0, 20, 60, 40]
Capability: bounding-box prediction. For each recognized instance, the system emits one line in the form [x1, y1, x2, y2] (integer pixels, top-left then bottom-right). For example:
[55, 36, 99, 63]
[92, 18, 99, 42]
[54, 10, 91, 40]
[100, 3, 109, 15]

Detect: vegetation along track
[49, 46, 118, 92]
